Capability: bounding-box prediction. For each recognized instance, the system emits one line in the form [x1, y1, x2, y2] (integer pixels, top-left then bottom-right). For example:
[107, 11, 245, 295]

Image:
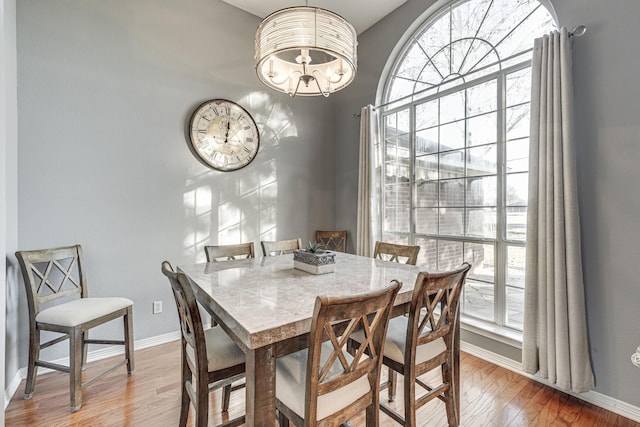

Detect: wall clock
[188, 99, 260, 171]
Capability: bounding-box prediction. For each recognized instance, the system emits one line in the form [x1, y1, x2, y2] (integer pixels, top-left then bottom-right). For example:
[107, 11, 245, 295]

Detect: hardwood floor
[5, 340, 638, 426]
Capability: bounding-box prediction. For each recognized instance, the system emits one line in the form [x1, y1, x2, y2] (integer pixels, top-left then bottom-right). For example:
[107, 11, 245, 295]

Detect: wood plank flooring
[5, 340, 638, 426]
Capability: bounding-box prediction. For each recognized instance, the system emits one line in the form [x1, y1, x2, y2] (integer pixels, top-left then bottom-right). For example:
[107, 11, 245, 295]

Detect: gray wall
[2, 0, 18, 413]
[8, 0, 336, 380]
[335, 0, 640, 408]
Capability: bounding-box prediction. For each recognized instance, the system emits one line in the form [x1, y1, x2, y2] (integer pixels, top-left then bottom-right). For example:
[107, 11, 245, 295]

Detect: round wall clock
[188, 99, 260, 171]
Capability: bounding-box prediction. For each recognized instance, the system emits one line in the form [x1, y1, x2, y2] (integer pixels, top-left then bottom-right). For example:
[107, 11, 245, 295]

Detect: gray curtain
[522, 27, 595, 393]
[356, 105, 380, 257]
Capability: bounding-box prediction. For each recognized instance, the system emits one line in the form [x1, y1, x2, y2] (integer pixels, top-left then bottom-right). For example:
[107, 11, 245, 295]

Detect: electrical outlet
[153, 301, 162, 314]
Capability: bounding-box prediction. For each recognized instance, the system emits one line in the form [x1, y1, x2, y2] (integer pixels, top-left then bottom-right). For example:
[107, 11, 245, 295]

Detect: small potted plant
[293, 241, 336, 274]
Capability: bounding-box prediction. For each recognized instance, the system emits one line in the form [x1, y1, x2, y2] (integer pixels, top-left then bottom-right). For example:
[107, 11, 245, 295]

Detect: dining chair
[351, 263, 471, 427]
[204, 242, 255, 262]
[15, 244, 134, 412]
[373, 241, 420, 265]
[203, 243, 252, 410]
[275, 281, 401, 427]
[261, 238, 302, 256]
[161, 261, 246, 427]
[315, 230, 347, 253]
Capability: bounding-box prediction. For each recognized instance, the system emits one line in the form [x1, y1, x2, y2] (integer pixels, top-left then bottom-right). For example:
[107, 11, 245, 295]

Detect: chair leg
[222, 384, 231, 412]
[388, 367, 397, 402]
[277, 408, 289, 426]
[179, 353, 190, 427]
[70, 327, 83, 412]
[24, 328, 40, 399]
[404, 371, 416, 427]
[442, 362, 458, 427]
[365, 401, 379, 427]
[81, 331, 89, 370]
[124, 306, 135, 375]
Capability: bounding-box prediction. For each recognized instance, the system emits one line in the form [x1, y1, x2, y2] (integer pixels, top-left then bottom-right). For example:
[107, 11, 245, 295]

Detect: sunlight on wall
[182, 91, 297, 262]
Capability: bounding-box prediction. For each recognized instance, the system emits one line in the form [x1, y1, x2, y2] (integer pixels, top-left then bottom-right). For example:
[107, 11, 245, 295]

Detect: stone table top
[178, 252, 422, 350]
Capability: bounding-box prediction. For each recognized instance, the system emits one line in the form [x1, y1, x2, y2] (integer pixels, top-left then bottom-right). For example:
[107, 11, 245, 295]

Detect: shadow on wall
[181, 92, 298, 261]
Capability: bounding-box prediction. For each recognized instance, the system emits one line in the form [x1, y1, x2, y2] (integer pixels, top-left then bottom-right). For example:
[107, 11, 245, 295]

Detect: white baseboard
[4, 330, 181, 410]
[461, 341, 640, 423]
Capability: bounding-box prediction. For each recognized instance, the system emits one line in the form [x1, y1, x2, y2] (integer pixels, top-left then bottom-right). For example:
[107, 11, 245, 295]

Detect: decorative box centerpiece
[293, 241, 336, 275]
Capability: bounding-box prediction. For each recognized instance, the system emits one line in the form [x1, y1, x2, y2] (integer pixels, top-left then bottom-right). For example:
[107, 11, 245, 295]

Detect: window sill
[461, 316, 523, 349]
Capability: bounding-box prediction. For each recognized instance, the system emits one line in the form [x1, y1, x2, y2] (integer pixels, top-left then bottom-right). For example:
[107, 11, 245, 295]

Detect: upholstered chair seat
[36, 297, 133, 327]
[185, 327, 245, 373]
[276, 342, 371, 420]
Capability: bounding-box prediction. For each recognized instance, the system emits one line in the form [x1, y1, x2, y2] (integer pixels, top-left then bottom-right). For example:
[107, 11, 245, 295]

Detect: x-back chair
[15, 244, 134, 412]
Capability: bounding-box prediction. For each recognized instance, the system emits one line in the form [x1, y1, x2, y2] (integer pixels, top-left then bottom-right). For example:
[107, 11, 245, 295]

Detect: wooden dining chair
[373, 241, 420, 265]
[203, 242, 252, 409]
[261, 238, 302, 256]
[316, 231, 347, 253]
[161, 261, 246, 427]
[15, 244, 134, 412]
[276, 281, 401, 427]
[351, 263, 471, 427]
[204, 242, 255, 262]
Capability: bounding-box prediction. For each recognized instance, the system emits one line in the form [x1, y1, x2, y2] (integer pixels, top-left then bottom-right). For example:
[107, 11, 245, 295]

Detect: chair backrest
[204, 242, 255, 262]
[406, 263, 471, 363]
[373, 241, 420, 265]
[315, 230, 347, 253]
[261, 238, 302, 256]
[161, 262, 208, 383]
[15, 244, 88, 318]
[305, 281, 401, 425]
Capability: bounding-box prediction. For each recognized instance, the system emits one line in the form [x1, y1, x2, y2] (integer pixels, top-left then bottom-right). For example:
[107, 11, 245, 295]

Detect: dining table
[178, 252, 459, 427]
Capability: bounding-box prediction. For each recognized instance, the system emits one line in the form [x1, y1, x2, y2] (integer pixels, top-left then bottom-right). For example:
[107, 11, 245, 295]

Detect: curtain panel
[356, 105, 380, 257]
[522, 27, 595, 393]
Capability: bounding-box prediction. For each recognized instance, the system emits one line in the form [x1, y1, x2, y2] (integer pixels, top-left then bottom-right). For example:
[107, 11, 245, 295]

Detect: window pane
[416, 100, 439, 129]
[467, 144, 497, 177]
[506, 287, 524, 330]
[440, 120, 465, 150]
[440, 149, 465, 179]
[416, 154, 438, 181]
[440, 91, 465, 123]
[464, 242, 494, 282]
[506, 207, 527, 241]
[416, 128, 439, 155]
[416, 237, 438, 270]
[506, 172, 528, 206]
[416, 179, 438, 207]
[506, 104, 530, 140]
[381, 233, 408, 246]
[467, 79, 497, 115]
[466, 176, 496, 206]
[506, 138, 529, 173]
[467, 112, 497, 146]
[439, 208, 464, 236]
[467, 208, 496, 238]
[416, 208, 438, 234]
[384, 115, 397, 138]
[397, 109, 411, 135]
[506, 68, 532, 107]
[506, 245, 526, 288]
[384, 207, 409, 232]
[463, 279, 494, 322]
[438, 240, 463, 270]
[439, 179, 465, 207]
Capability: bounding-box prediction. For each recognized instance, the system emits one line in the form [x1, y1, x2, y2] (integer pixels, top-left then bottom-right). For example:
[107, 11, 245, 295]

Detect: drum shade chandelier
[254, 6, 357, 97]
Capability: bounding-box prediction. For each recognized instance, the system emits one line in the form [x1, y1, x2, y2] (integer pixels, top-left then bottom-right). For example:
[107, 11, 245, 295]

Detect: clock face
[188, 99, 260, 171]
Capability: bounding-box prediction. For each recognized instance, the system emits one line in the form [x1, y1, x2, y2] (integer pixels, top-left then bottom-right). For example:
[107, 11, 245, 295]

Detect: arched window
[380, 0, 556, 332]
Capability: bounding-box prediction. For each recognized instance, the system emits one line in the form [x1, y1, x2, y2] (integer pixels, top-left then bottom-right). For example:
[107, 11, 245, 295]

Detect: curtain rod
[354, 25, 586, 118]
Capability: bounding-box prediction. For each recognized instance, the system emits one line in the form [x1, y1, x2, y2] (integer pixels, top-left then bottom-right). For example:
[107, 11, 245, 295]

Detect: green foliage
[304, 241, 324, 253]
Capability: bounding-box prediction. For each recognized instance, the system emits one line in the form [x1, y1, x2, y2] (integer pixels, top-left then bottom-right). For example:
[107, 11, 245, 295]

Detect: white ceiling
[221, 0, 407, 34]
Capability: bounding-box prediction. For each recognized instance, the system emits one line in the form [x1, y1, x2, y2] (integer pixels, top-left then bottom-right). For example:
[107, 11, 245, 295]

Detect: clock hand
[224, 119, 231, 143]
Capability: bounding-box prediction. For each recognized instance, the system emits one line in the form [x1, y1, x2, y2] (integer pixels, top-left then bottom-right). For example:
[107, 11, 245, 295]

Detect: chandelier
[254, 6, 357, 97]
